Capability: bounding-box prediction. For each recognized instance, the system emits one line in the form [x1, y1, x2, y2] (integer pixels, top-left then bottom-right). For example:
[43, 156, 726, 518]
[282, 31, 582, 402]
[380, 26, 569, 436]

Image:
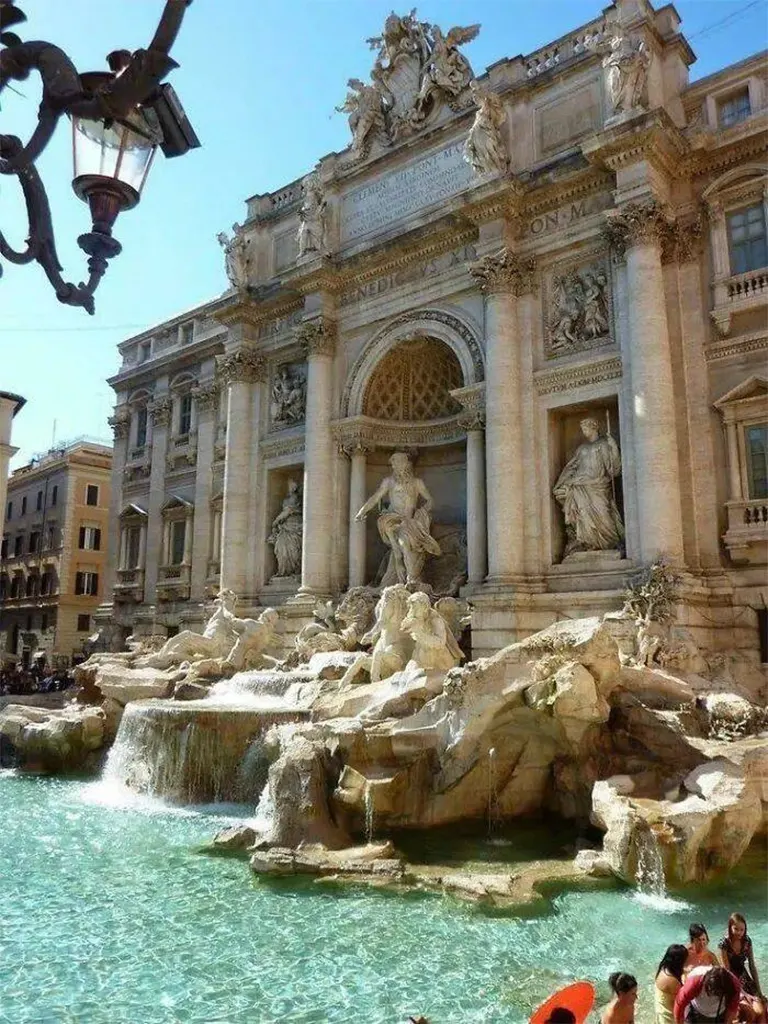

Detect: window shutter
[75, 572, 83, 595]
[91, 573, 99, 596]
[79, 526, 86, 548]
[94, 529, 101, 551]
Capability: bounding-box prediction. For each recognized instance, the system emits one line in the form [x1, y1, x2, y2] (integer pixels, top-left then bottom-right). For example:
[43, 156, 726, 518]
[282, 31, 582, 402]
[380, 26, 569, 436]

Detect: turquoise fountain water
[1, 770, 765, 1024]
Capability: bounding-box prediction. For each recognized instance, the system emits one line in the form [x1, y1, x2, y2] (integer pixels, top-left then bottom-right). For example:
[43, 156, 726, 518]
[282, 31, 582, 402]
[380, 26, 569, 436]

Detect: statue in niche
[553, 417, 624, 559]
[336, 77, 386, 155]
[217, 224, 250, 291]
[296, 173, 327, 258]
[603, 34, 650, 115]
[270, 364, 306, 427]
[549, 264, 610, 353]
[354, 451, 441, 586]
[464, 79, 508, 177]
[401, 590, 462, 673]
[267, 480, 303, 578]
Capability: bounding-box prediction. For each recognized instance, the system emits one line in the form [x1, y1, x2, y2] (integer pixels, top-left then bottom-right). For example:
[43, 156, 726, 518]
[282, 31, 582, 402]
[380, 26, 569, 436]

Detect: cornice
[213, 292, 303, 330]
[705, 331, 768, 363]
[522, 166, 614, 221]
[332, 414, 467, 449]
[582, 110, 689, 180]
[682, 127, 768, 180]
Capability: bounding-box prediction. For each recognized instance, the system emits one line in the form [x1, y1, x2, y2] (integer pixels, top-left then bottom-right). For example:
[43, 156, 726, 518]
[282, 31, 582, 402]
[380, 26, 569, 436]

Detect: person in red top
[674, 966, 741, 1024]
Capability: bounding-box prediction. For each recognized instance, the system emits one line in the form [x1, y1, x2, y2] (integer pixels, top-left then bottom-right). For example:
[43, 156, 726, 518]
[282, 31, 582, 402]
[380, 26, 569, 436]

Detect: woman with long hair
[602, 973, 639, 1024]
[674, 966, 741, 1024]
[685, 925, 720, 976]
[718, 914, 766, 1023]
[656, 946, 689, 1024]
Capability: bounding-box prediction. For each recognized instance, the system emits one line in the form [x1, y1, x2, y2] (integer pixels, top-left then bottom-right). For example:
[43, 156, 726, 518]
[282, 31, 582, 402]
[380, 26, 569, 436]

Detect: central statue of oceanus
[355, 452, 441, 586]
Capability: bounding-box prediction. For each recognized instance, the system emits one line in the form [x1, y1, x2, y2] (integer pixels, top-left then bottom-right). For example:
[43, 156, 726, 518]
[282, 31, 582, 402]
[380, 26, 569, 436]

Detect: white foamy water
[630, 891, 692, 913]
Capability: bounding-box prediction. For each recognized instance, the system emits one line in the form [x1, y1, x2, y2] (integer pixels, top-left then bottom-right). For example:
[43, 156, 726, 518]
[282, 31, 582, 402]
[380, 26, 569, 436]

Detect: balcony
[114, 568, 145, 603]
[723, 497, 768, 563]
[156, 563, 191, 602]
[711, 267, 768, 337]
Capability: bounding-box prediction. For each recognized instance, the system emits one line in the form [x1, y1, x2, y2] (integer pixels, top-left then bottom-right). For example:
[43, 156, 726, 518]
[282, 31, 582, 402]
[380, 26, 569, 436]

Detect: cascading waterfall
[634, 825, 667, 899]
[364, 782, 375, 845]
[487, 746, 498, 837]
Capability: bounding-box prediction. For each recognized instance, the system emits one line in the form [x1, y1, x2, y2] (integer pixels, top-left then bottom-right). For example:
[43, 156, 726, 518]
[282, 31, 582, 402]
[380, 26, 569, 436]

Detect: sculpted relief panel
[270, 362, 307, 429]
[545, 257, 613, 359]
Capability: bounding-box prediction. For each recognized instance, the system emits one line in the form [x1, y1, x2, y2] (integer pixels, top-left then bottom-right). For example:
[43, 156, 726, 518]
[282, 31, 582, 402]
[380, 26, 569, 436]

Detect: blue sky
[2, 0, 766, 466]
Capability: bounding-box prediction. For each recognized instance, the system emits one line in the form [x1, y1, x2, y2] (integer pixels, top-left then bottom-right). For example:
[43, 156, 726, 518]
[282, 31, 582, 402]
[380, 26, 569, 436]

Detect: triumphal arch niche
[335, 308, 486, 597]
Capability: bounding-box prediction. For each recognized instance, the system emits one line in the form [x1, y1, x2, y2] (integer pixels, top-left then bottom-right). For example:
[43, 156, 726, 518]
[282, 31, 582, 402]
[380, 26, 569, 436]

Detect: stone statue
[339, 585, 413, 686]
[224, 608, 281, 672]
[139, 589, 242, 669]
[217, 224, 250, 291]
[415, 23, 479, 115]
[355, 451, 441, 586]
[553, 417, 624, 558]
[336, 77, 385, 155]
[464, 79, 507, 177]
[297, 173, 327, 258]
[401, 590, 462, 673]
[267, 480, 303, 578]
[603, 34, 650, 115]
[270, 365, 306, 427]
[550, 265, 610, 352]
[294, 588, 377, 661]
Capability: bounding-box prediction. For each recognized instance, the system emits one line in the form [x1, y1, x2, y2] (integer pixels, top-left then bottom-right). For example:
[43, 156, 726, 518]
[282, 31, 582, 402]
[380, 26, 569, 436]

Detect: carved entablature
[296, 318, 337, 358]
[468, 248, 538, 296]
[533, 355, 623, 396]
[332, 414, 465, 451]
[218, 348, 267, 385]
[149, 396, 172, 428]
[544, 253, 614, 359]
[269, 361, 307, 430]
[603, 199, 670, 259]
[450, 382, 486, 430]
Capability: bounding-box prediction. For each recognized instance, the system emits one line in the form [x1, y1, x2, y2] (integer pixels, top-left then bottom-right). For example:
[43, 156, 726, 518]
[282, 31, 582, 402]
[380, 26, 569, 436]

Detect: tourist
[656, 946, 689, 1024]
[718, 914, 766, 1023]
[685, 925, 720, 976]
[602, 973, 639, 1024]
[674, 966, 741, 1024]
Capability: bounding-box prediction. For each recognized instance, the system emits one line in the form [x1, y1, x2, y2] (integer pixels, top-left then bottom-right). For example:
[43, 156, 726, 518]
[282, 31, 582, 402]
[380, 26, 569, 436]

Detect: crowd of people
[0, 663, 71, 696]
[408, 912, 764, 1024]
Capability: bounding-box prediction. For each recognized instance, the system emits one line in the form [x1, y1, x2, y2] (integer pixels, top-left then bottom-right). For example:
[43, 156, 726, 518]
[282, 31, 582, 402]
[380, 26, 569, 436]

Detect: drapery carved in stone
[468, 248, 537, 296]
[296, 318, 337, 358]
[603, 199, 669, 257]
[218, 348, 267, 385]
[363, 338, 463, 421]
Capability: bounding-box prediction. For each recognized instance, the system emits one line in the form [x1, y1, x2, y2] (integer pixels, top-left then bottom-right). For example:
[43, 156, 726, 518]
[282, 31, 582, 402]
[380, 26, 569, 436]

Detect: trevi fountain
[2, 2, 767, 1022]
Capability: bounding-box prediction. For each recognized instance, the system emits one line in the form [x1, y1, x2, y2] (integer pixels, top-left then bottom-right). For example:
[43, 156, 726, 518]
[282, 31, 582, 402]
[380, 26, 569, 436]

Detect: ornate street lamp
[0, 0, 199, 313]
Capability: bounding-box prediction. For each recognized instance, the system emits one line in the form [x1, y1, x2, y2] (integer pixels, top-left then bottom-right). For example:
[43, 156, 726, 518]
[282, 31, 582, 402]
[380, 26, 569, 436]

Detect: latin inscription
[339, 243, 478, 308]
[340, 142, 473, 243]
[524, 193, 613, 238]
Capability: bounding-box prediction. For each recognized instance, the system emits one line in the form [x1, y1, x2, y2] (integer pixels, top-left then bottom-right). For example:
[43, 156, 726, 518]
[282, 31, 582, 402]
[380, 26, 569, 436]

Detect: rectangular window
[126, 526, 141, 568]
[86, 484, 99, 507]
[0, 536, 7, 559]
[178, 393, 193, 437]
[170, 520, 186, 565]
[0, 577, 7, 599]
[28, 532, 40, 554]
[6, 501, 11, 520]
[77, 614, 91, 632]
[135, 406, 148, 448]
[21, 496, 27, 515]
[36, 490, 43, 511]
[11, 576, 20, 598]
[40, 572, 51, 596]
[745, 423, 768, 499]
[13, 535, 23, 556]
[75, 571, 99, 596]
[46, 524, 56, 550]
[79, 526, 102, 551]
[25, 576, 35, 597]
[719, 89, 751, 128]
[181, 323, 194, 345]
[50, 485, 58, 507]
[41, 613, 49, 632]
[728, 204, 768, 275]
[139, 340, 151, 363]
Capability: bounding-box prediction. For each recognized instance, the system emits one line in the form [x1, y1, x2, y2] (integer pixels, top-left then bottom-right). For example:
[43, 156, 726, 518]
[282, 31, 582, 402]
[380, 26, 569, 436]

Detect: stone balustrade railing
[726, 268, 767, 301]
[723, 497, 768, 560]
[523, 23, 605, 78]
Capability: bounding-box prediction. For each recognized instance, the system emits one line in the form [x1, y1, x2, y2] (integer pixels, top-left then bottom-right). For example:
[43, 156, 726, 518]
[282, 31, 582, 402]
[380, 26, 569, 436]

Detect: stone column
[138, 522, 147, 567]
[296, 319, 336, 598]
[219, 348, 265, 597]
[105, 408, 130, 597]
[463, 416, 487, 585]
[725, 421, 743, 501]
[469, 250, 535, 584]
[144, 395, 171, 601]
[347, 442, 371, 589]
[606, 200, 684, 565]
[190, 380, 218, 601]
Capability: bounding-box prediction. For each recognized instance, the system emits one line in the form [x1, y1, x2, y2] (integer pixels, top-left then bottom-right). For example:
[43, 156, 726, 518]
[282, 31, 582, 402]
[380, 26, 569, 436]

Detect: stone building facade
[101, 0, 768, 669]
[1, 440, 112, 667]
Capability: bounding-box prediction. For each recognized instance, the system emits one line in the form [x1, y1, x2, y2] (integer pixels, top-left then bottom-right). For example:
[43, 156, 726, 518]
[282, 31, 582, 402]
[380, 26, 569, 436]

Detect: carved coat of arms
[336, 10, 479, 155]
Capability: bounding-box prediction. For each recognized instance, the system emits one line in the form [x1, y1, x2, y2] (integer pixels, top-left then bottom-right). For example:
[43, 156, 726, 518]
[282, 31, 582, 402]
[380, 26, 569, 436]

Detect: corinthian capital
[108, 411, 131, 440]
[219, 347, 267, 385]
[603, 199, 669, 257]
[661, 217, 704, 265]
[149, 396, 172, 428]
[296, 317, 337, 358]
[468, 248, 537, 296]
[192, 380, 220, 412]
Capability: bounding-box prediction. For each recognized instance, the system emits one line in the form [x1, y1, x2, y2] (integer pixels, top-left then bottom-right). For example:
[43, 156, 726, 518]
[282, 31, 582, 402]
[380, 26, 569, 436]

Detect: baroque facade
[101, 0, 768, 668]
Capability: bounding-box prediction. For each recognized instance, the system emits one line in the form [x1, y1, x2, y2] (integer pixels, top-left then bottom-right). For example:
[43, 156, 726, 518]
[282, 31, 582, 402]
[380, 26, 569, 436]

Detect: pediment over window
[119, 502, 148, 520]
[714, 375, 768, 409]
[161, 495, 193, 513]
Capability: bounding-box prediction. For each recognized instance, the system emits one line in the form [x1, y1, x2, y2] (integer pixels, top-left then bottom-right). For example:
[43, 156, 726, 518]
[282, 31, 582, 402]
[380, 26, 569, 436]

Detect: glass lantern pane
[72, 116, 156, 194]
